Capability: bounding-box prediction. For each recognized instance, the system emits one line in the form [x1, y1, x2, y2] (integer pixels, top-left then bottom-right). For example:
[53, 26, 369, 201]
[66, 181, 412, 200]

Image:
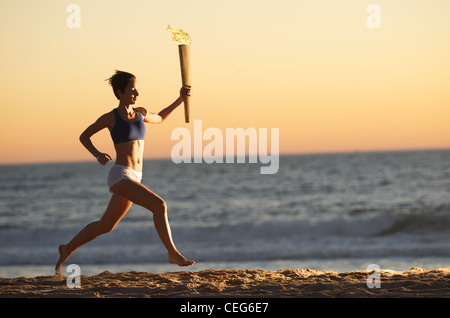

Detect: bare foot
[55, 245, 69, 272]
[169, 252, 195, 267]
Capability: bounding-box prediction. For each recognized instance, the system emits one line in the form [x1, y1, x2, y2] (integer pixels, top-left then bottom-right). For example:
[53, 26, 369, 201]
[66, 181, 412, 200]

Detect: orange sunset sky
[0, 0, 449, 165]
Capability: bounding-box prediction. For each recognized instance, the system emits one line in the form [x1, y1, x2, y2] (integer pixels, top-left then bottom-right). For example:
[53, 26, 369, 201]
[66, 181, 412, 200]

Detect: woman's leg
[55, 194, 133, 272]
[110, 179, 194, 266]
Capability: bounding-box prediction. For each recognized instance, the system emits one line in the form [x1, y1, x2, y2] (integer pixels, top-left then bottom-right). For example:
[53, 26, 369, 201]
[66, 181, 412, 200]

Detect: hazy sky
[1, 0, 449, 164]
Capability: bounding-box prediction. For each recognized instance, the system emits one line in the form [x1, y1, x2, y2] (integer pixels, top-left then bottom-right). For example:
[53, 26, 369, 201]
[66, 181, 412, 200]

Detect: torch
[167, 25, 191, 123]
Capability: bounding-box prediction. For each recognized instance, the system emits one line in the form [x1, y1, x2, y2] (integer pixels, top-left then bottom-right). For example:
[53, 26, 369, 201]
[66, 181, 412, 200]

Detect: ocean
[0, 150, 449, 278]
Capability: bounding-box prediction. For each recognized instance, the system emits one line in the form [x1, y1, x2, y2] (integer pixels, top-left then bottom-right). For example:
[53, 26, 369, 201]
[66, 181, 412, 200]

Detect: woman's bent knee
[150, 198, 167, 216]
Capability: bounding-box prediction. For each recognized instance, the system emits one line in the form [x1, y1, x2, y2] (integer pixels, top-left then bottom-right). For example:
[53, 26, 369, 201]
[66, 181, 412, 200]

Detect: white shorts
[107, 164, 143, 192]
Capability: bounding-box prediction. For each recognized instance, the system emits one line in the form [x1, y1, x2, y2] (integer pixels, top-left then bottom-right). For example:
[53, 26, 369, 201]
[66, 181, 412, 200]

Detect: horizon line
[1, 147, 449, 166]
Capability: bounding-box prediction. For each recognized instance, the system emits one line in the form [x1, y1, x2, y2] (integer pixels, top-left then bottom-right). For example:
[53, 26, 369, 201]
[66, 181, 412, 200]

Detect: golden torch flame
[167, 25, 191, 45]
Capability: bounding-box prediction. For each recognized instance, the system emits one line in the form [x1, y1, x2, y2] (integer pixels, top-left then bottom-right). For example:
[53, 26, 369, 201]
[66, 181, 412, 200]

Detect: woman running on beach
[55, 70, 195, 272]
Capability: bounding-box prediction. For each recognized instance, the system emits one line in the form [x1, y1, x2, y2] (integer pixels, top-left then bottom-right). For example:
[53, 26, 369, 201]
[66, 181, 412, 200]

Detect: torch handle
[178, 45, 191, 123]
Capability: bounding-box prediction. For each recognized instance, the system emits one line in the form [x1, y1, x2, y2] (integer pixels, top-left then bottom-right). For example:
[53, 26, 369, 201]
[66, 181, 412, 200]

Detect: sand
[0, 267, 449, 298]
